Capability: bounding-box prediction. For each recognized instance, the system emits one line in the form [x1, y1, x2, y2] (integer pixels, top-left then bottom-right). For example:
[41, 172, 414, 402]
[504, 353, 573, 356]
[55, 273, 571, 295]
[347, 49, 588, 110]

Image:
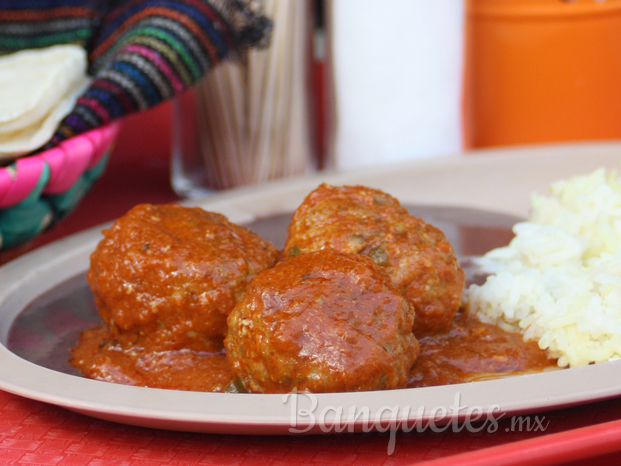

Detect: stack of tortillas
[0, 44, 90, 161]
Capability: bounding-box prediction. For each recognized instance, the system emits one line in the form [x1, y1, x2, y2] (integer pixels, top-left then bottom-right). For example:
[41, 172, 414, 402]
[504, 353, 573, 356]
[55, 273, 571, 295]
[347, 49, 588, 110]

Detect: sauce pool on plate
[8, 204, 558, 393]
[70, 309, 556, 392]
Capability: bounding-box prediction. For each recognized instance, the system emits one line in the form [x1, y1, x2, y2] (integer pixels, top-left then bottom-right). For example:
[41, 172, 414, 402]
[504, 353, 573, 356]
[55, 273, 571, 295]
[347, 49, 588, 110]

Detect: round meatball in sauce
[283, 184, 465, 336]
[87, 203, 280, 352]
[224, 248, 420, 393]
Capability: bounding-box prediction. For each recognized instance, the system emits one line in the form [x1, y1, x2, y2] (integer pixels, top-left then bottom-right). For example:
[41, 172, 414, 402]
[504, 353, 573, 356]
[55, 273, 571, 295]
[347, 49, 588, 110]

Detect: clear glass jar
[171, 0, 317, 197]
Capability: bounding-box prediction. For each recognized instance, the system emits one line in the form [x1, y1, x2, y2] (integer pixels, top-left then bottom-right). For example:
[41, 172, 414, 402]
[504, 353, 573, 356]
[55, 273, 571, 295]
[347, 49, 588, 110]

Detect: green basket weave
[0, 123, 120, 249]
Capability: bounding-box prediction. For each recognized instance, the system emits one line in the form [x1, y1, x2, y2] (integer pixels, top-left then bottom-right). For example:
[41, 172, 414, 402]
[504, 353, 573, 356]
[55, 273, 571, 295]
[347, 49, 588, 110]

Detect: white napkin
[328, 0, 465, 169]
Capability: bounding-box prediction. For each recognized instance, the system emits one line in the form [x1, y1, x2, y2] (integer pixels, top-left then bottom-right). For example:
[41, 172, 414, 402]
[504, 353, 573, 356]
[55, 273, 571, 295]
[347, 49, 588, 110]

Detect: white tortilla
[0, 75, 91, 160]
[0, 44, 90, 160]
[0, 45, 88, 132]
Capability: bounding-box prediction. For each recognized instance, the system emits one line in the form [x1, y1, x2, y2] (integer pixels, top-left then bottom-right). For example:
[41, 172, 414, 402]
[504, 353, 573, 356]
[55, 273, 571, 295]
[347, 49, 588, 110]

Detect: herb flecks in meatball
[87, 203, 280, 352]
[225, 249, 419, 393]
[283, 184, 465, 335]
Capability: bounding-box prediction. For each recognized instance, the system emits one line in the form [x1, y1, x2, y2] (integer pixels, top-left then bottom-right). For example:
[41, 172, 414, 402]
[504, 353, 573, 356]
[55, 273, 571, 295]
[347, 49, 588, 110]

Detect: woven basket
[0, 123, 120, 249]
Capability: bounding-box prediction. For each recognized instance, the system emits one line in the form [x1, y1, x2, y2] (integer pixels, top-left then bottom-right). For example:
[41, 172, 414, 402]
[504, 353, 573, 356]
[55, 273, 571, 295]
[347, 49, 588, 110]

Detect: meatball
[87, 204, 279, 352]
[224, 248, 419, 393]
[283, 184, 465, 335]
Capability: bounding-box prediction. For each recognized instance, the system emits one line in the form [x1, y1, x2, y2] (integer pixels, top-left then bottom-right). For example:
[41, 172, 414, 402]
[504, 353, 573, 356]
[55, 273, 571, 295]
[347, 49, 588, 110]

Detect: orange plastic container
[464, 0, 621, 149]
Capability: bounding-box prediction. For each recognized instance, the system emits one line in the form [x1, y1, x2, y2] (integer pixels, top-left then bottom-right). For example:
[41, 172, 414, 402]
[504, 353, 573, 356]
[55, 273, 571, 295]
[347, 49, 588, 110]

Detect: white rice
[465, 167, 621, 368]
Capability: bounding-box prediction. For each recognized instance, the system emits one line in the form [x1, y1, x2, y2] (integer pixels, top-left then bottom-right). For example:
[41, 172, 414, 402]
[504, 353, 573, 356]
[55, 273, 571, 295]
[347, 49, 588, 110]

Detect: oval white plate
[1, 142, 621, 434]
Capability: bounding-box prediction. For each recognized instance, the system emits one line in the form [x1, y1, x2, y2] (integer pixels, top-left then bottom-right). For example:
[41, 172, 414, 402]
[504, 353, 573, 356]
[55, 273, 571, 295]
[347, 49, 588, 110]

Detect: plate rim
[3, 146, 621, 434]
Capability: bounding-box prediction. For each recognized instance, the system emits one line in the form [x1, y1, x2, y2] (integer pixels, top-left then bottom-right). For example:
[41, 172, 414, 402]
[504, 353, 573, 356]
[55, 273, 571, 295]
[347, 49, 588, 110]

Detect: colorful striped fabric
[0, 1, 103, 53]
[0, 0, 271, 147]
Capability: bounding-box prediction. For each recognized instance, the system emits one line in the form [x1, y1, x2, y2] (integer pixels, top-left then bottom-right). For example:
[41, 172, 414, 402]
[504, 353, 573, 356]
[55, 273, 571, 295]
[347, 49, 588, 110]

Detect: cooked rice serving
[465, 167, 621, 368]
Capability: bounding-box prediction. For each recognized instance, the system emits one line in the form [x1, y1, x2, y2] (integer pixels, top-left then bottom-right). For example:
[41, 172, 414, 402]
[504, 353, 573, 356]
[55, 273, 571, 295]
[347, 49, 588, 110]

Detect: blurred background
[145, 0, 621, 196]
[2, 0, 621, 261]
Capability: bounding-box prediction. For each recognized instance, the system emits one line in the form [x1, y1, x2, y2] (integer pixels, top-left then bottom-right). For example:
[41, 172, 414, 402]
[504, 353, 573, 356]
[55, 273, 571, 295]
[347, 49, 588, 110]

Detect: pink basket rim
[0, 122, 120, 209]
